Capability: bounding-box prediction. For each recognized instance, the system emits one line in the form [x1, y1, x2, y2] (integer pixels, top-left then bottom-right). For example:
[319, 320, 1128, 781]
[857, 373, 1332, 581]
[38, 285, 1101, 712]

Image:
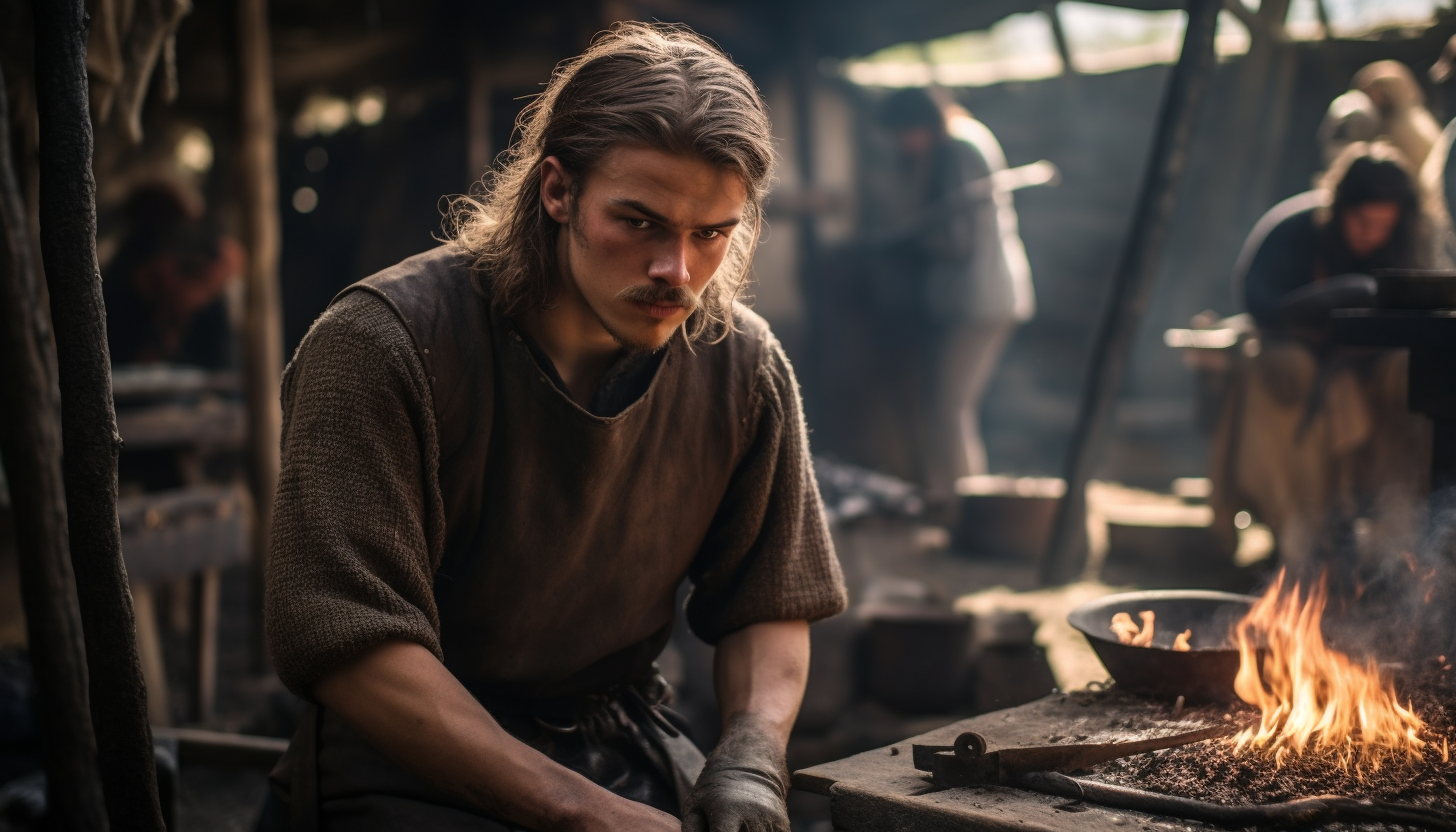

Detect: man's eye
[697, 229, 721, 240]
[626, 218, 652, 229]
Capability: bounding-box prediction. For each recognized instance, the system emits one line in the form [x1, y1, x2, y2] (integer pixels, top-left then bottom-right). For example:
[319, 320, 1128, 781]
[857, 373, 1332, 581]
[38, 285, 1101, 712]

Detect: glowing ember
[1232, 569, 1429, 775]
[1110, 610, 1191, 651]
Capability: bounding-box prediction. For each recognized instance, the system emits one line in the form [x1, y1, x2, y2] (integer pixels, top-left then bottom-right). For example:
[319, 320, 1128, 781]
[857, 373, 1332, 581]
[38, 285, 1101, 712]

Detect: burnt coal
[1090, 671, 1456, 813]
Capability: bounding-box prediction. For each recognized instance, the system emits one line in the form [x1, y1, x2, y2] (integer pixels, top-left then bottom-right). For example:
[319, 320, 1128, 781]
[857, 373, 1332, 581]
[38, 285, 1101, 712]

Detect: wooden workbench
[793, 692, 1222, 832]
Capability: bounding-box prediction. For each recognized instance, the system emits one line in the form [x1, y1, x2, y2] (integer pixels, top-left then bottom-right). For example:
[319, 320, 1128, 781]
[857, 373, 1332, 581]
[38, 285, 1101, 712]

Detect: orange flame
[1232, 569, 1427, 775]
[1111, 611, 1155, 647]
[1110, 610, 1191, 651]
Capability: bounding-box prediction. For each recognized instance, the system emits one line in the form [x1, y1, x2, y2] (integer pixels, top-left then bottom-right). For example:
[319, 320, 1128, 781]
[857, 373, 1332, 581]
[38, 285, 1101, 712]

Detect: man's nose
[647, 238, 691, 286]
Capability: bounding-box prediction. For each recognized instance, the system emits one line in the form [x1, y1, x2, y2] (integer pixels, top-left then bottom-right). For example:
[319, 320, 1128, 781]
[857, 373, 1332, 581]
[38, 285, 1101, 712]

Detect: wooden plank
[132, 585, 171, 728]
[193, 569, 220, 724]
[794, 693, 1228, 832]
[236, 0, 284, 673]
[152, 726, 288, 768]
[830, 780, 1091, 832]
[117, 486, 251, 586]
[115, 400, 247, 450]
[111, 367, 241, 400]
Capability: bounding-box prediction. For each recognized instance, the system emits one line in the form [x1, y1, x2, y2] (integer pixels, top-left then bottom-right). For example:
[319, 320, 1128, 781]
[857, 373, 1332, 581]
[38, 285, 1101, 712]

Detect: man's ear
[540, 156, 572, 224]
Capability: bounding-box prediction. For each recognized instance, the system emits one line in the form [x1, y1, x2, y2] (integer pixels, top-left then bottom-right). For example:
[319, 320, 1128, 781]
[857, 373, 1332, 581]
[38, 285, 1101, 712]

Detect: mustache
[618, 284, 698, 313]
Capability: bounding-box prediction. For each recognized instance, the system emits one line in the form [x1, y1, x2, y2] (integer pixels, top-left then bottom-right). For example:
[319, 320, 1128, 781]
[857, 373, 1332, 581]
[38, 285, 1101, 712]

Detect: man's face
[541, 145, 747, 352]
[1340, 200, 1401, 258]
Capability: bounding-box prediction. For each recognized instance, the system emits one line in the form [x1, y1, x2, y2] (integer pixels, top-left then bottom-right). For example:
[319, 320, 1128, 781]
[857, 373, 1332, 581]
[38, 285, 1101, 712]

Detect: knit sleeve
[265, 291, 446, 698]
[684, 336, 849, 644]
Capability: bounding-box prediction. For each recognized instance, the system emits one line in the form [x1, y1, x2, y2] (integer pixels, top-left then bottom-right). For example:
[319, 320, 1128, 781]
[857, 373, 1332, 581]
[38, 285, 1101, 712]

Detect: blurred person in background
[1317, 89, 1380, 171]
[1214, 142, 1431, 576]
[1351, 60, 1441, 172]
[1239, 143, 1425, 328]
[103, 181, 244, 369]
[870, 87, 1035, 515]
[1420, 36, 1456, 265]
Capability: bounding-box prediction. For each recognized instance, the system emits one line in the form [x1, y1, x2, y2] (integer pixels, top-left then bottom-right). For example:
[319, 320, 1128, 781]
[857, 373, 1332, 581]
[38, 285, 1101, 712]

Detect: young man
[262, 23, 847, 832]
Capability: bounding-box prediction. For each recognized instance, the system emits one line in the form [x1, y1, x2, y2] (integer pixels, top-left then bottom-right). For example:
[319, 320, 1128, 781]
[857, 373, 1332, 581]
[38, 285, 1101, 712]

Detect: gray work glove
[681, 715, 790, 832]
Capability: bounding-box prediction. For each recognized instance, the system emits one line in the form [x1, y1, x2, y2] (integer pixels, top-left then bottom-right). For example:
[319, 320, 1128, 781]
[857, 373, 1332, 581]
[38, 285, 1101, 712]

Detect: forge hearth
[1093, 678, 1456, 811]
[794, 685, 1456, 832]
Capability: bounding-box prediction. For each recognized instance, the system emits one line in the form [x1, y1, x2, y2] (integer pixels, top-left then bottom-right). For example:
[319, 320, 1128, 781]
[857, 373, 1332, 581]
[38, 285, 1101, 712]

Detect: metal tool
[912, 723, 1235, 789]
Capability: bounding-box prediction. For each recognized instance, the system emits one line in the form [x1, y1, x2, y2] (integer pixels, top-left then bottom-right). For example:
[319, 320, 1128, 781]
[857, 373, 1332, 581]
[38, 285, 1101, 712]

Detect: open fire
[1231, 568, 1446, 775]
[1110, 610, 1191, 651]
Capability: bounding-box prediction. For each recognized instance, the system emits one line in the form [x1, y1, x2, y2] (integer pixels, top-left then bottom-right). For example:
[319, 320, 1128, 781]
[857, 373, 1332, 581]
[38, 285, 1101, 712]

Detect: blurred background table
[1331, 309, 1456, 493]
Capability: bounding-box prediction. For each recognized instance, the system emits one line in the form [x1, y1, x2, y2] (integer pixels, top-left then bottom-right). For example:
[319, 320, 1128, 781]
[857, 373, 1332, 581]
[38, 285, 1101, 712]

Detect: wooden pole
[1039, 0, 1222, 586]
[467, 39, 494, 189]
[1042, 3, 1078, 76]
[236, 0, 283, 672]
[790, 9, 819, 287]
[0, 64, 110, 832]
[30, 1, 167, 828]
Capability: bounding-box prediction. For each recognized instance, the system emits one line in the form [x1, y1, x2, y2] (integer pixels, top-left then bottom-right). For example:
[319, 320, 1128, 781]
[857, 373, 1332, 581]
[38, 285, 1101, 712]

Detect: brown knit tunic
[265, 246, 846, 703]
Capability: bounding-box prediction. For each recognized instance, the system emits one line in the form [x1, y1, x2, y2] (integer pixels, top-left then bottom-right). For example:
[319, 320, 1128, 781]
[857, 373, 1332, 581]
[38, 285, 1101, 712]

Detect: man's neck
[519, 288, 624, 408]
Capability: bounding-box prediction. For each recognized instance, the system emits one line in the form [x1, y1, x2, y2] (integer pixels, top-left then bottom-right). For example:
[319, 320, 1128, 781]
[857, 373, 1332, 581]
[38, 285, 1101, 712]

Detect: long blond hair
[449, 22, 775, 342]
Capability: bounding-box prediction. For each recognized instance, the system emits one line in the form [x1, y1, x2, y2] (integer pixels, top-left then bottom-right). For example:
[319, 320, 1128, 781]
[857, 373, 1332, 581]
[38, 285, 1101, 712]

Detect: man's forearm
[680, 620, 810, 832]
[313, 640, 676, 832]
[712, 620, 810, 747]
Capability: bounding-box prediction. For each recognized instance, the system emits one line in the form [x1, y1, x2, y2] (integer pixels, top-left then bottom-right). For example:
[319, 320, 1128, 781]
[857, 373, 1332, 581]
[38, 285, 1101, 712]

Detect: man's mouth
[618, 285, 696, 320]
[631, 299, 686, 319]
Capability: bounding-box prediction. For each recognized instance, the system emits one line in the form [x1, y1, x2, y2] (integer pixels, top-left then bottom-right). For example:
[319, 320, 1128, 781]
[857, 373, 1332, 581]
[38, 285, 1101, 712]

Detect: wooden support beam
[235, 0, 284, 674]
[467, 40, 494, 188]
[1314, 0, 1333, 38]
[30, 0, 167, 828]
[790, 9, 819, 279]
[151, 726, 289, 768]
[131, 585, 172, 727]
[193, 568, 221, 724]
[1039, 0, 1223, 586]
[0, 63, 110, 832]
[1042, 4, 1078, 76]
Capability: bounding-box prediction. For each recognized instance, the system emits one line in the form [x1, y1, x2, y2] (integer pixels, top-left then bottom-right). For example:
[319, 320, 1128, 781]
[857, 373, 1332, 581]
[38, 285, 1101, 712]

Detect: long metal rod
[1016, 772, 1456, 831]
[0, 64, 110, 832]
[31, 0, 167, 828]
[1039, 0, 1222, 585]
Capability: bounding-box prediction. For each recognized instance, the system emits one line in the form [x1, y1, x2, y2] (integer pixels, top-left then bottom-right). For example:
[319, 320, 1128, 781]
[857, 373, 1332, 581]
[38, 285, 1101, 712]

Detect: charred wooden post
[31, 0, 168, 828]
[1042, 4, 1077, 76]
[1040, 0, 1222, 586]
[236, 0, 284, 672]
[0, 65, 110, 832]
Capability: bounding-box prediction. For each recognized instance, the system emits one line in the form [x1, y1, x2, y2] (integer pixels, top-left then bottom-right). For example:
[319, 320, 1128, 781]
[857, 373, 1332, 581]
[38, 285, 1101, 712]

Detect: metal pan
[1067, 590, 1256, 702]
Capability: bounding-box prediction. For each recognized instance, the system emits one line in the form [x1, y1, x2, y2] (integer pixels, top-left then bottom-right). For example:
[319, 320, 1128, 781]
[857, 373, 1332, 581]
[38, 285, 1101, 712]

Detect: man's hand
[314, 640, 680, 832]
[682, 715, 789, 832]
[684, 620, 809, 832]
